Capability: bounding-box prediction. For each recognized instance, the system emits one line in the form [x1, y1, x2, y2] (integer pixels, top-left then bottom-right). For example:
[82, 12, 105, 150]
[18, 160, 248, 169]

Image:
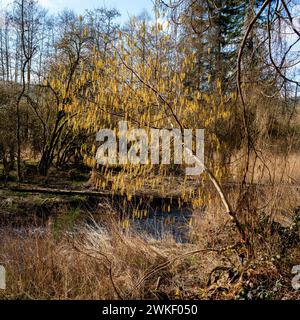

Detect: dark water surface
[130, 207, 193, 243]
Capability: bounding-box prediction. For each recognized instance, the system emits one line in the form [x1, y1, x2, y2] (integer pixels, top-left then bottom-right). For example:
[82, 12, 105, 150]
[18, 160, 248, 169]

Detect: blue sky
[0, 0, 154, 23]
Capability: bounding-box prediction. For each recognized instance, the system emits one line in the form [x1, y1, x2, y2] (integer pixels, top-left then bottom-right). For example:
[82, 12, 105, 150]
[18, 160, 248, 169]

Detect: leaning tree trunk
[38, 111, 67, 176]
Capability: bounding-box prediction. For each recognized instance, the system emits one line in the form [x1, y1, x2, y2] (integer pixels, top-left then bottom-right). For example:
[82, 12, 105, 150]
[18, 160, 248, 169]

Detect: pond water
[130, 207, 193, 243]
[1, 205, 198, 243]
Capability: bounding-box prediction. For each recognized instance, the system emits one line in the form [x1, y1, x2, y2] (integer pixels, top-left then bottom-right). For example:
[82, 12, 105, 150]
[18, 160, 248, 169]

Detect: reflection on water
[130, 207, 193, 243]
[0, 206, 198, 243]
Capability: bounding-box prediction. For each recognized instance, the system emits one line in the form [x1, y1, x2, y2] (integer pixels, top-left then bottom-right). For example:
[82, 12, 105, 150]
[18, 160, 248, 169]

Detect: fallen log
[1, 186, 111, 197]
[0, 185, 189, 208]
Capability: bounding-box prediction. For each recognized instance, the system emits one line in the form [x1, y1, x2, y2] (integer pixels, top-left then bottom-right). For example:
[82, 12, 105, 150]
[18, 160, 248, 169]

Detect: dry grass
[0, 222, 194, 300]
[230, 152, 300, 184]
[0, 185, 299, 301]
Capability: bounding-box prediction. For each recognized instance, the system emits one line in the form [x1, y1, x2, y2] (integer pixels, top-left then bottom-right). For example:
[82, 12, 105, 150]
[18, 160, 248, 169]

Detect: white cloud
[38, 0, 56, 10]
